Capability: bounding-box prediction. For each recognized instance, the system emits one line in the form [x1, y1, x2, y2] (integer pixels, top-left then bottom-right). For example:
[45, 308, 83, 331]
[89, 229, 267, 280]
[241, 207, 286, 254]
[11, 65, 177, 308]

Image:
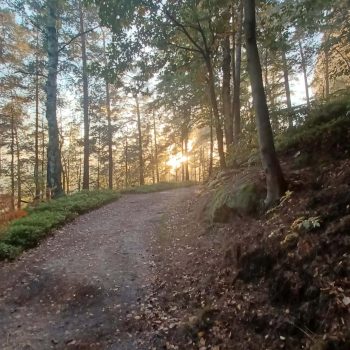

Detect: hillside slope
[135, 101, 350, 350]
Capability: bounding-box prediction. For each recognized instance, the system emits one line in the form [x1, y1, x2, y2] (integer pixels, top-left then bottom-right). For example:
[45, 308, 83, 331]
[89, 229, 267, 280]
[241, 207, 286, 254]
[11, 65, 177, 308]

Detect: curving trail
[0, 187, 196, 350]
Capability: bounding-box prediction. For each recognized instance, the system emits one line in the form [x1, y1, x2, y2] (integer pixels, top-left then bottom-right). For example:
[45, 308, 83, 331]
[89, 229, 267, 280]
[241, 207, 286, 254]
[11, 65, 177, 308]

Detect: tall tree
[135, 94, 144, 185]
[244, 0, 286, 205]
[45, 0, 63, 198]
[232, 0, 243, 142]
[79, 0, 90, 190]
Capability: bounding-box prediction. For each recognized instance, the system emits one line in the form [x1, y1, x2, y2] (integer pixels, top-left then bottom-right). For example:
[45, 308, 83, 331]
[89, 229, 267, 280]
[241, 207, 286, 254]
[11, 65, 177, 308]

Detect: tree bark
[208, 108, 214, 178]
[10, 115, 15, 211]
[205, 57, 226, 169]
[184, 136, 189, 181]
[34, 34, 40, 200]
[79, 0, 90, 190]
[41, 116, 46, 199]
[135, 95, 145, 185]
[324, 45, 330, 98]
[153, 112, 159, 183]
[124, 136, 128, 188]
[298, 40, 310, 108]
[106, 81, 113, 189]
[14, 123, 21, 209]
[181, 139, 185, 181]
[233, 0, 243, 142]
[102, 31, 114, 189]
[222, 35, 233, 146]
[244, 0, 286, 206]
[281, 49, 293, 128]
[45, 0, 63, 198]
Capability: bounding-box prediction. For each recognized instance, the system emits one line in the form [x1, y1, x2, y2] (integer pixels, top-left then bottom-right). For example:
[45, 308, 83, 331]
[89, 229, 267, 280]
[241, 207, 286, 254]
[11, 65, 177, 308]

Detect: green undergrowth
[120, 181, 197, 194]
[0, 182, 197, 261]
[0, 190, 120, 260]
[277, 96, 350, 154]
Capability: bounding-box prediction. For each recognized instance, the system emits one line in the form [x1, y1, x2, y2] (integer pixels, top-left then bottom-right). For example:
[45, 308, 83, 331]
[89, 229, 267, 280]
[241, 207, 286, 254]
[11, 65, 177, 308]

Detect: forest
[0, 0, 346, 207]
[0, 0, 349, 349]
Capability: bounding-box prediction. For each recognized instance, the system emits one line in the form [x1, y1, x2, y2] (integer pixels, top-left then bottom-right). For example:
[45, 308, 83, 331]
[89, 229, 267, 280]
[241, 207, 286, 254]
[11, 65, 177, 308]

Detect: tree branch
[14, 69, 47, 78]
[196, 19, 210, 57]
[163, 8, 205, 56]
[167, 41, 202, 53]
[58, 25, 100, 53]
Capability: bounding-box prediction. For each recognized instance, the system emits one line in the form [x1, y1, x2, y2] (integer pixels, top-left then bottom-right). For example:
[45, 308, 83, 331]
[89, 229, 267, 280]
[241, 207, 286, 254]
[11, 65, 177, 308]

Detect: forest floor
[0, 187, 197, 350]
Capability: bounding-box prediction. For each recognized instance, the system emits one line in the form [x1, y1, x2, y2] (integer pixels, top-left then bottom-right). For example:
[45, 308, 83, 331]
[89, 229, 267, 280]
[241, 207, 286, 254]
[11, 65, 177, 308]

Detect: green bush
[277, 115, 350, 152]
[11, 211, 73, 230]
[0, 242, 22, 260]
[0, 190, 121, 260]
[4, 225, 44, 248]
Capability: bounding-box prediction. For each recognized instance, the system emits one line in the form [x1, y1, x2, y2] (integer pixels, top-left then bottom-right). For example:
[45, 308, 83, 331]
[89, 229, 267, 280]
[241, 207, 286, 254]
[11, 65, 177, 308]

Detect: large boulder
[206, 169, 264, 223]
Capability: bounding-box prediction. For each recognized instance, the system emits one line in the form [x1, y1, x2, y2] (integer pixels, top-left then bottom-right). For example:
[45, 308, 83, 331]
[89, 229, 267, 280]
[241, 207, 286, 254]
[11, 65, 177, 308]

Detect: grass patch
[0, 190, 121, 260]
[120, 181, 197, 194]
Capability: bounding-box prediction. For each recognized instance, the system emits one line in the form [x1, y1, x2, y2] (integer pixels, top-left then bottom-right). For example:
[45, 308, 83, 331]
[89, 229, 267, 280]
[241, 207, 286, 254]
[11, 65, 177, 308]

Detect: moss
[208, 182, 260, 223]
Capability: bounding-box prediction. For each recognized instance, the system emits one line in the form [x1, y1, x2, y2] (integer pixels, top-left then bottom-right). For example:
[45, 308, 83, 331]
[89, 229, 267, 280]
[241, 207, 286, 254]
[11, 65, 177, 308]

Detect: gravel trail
[0, 187, 196, 350]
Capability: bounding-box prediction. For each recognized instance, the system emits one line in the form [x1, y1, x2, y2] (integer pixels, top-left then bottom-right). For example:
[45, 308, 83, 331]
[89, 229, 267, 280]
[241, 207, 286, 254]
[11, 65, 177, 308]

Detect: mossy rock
[208, 182, 261, 223]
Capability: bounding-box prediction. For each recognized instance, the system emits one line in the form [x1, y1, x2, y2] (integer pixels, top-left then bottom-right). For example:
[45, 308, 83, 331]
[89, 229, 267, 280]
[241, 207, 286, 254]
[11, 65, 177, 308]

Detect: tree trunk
[135, 95, 145, 185]
[324, 45, 330, 98]
[45, 0, 63, 198]
[97, 130, 101, 190]
[181, 139, 185, 181]
[205, 57, 226, 169]
[281, 49, 293, 128]
[14, 123, 21, 209]
[66, 157, 70, 194]
[124, 136, 128, 188]
[79, 0, 90, 190]
[222, 35, 233, 146]
[34, 34, 40, 200]
[185, 136, 190, 181]
[208, 108, 214, 177]
[41, 116, 46, 199]
[150, 137, 155, 184]
[78, 157, 82, 191]
[244, 0, 286, 206]
[153, 112, 159, 183]
[233, 0, 243, 142]
[10, 115, 15, 211]
[106, 81, 113, 189]
[298, 40, 310, 108]
[231, 3, 236, 92]
[102, 31, 114, 189]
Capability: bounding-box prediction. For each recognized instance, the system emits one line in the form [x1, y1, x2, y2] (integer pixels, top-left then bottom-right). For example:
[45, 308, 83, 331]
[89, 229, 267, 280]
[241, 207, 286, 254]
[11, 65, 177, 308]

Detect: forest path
[0, 187, 197, 350]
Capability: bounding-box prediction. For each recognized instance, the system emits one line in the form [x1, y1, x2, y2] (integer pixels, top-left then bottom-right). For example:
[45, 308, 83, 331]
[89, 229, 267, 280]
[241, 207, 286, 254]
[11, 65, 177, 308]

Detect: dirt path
[0, 187, 197, 350]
